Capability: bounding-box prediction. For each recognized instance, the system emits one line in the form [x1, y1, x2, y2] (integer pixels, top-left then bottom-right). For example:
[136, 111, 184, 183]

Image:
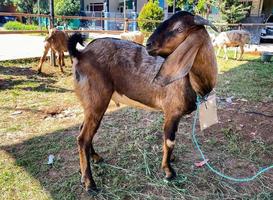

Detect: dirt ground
[0, 54, 273, 199]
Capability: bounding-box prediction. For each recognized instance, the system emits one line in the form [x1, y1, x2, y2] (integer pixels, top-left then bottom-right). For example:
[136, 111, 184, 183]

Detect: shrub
[138, 0, 164, 32]
[3, 21, 47, 31]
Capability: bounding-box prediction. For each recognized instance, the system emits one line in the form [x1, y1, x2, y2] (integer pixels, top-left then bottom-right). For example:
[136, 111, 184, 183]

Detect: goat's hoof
[86, 185, 100, 196]
[164, 168, 177, 181]
[170, 154, 175, 163]
[92, 154, 104, 164]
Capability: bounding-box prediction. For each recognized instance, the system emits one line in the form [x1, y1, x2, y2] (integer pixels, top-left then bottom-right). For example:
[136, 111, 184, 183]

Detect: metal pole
[38, 0, 41, 30]
[123, 0, 126, 32]
[173, 0, 176, 14]
[49, 0, 56, 66]
[124, 0, 126, 19]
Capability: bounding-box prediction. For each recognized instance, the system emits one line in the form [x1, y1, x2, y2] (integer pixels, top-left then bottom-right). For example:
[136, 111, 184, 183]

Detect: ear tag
[199, 93, 218, 131]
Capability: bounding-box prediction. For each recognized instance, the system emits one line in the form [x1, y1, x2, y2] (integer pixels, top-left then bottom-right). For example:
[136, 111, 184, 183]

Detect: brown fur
[37, 28, 70, 73]
[68, 11, 218, 193]
[120, 31, 145, 45]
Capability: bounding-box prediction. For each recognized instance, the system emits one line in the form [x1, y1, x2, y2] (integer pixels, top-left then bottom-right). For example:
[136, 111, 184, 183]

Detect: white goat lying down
[213, 30, 250, 60]
[120, 31, 145, 45]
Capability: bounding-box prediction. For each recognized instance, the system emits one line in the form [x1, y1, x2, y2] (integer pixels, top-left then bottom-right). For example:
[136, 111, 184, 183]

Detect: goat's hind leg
[79, 121, 104, 163]
[76, 78, 113, 193]
[57, 52, 64, 73]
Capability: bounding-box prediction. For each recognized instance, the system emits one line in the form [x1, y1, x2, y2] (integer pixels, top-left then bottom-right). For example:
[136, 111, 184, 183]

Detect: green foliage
[166, 0, 195, 12]
[3, 21, 46, 30]
[33, 0, 49, 14]
[55, 0, 80, 16]
[0, 0, 13, 6]
[138, 0, 164, 32]
[13, 0, 36, 13]
[220, 0, 251, 23]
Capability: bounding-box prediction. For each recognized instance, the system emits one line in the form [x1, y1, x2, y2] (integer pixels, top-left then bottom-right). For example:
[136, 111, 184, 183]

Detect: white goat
[213, 30, 250, 60]
[120, 31, 145, 45]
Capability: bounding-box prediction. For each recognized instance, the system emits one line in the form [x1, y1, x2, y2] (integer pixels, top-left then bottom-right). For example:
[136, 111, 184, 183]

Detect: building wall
[250, 0, 260, 16]
[109, 1, 119, 12]
[135, 0, 147, 13]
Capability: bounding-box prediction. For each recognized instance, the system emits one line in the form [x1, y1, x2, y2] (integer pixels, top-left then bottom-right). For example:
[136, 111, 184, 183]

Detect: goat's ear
[153, 31, 204, 86]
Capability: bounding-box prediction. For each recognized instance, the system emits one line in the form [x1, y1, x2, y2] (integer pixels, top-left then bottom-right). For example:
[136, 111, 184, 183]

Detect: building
[247, 0, 273, 17]
[80, 0, 167, 15]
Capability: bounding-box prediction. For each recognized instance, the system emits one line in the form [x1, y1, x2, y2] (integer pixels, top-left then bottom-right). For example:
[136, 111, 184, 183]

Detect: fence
[1, 12, 273, 35]
[0, 12, 163, 35]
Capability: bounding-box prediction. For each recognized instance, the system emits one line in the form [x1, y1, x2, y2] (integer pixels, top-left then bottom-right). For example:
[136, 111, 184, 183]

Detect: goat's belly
[111, 92, 159, 111]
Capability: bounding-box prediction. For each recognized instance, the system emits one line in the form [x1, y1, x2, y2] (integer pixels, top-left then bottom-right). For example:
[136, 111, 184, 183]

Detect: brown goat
[37, 28, 69, 73]
[68, 11, 218, 193]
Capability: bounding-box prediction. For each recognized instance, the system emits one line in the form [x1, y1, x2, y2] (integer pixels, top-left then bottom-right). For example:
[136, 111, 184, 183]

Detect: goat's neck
[189, 39, 218, 97]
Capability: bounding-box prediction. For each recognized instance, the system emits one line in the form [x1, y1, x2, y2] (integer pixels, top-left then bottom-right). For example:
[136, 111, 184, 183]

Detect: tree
[138, 0, 164, 32]
[33, 0, 49, 15]
[220, 0, 251, 23]
[55, 0, 80, 16]
[0, 0, 13, 6]
[13, 0, 36, 13]
[167, 0, 218, 18]
[166, 0, 195, 13]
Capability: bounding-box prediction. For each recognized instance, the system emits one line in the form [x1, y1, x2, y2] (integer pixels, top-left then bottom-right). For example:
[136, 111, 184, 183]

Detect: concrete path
[0, 34, 272, 61]
[0, 34, 45, 61]
[0, 33, 121, 61]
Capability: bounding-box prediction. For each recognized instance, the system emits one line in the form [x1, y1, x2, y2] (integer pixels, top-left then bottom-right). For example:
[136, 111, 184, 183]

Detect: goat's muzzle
[146, 41, 158, 56]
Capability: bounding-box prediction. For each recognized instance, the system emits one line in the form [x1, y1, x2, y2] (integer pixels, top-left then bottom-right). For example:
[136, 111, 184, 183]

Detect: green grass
[0, 54, 273, 199]
[217, 50, 273, 101]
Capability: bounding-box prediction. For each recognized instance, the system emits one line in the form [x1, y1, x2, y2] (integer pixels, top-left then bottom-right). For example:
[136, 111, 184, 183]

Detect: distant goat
[37, 28, 69, 73]
[68, 11, 218, 193]
[213, 30, 250, 60]
[120, 31, 145, 45]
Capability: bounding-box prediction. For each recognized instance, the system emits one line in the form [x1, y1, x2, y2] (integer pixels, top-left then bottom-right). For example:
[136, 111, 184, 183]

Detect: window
[89, 3, 104, 12]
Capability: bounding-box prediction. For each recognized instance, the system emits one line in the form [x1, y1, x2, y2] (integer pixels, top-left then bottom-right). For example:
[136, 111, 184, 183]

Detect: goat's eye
[177, 26, 183, 32]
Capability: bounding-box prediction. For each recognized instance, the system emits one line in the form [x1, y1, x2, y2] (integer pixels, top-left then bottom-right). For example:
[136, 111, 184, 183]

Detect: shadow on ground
[0, 65, 72, 93]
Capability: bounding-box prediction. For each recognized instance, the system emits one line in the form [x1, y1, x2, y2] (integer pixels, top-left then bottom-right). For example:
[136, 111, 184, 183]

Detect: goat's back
[46, 29, 69, 52]
[120, 31, 145, 45]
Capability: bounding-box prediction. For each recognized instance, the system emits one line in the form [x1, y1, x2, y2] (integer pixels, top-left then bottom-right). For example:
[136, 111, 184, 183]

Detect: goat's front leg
[162, 114, 181, 180]
[37, 42, 50, 73]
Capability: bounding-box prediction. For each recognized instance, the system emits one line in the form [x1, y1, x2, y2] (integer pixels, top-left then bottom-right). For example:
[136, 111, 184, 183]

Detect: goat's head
[146, 11, 218, 57]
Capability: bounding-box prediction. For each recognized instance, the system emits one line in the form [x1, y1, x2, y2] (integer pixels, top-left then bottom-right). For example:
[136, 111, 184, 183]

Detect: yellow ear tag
[199, 93, 218, 131]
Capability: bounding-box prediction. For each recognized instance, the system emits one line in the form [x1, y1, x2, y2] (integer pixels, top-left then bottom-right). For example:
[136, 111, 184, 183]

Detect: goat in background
[120, 31, 145, 45]
[213, 30, 250, 60]
[37, 28, 70, 73]
[68, 11, 218, 194]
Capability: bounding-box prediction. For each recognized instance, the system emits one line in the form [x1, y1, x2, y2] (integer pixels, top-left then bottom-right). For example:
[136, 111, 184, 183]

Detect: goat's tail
[68, 33, 85, 58]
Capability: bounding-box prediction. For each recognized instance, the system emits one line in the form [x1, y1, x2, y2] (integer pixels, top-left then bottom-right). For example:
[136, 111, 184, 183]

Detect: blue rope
[192, 96, 273, 182]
